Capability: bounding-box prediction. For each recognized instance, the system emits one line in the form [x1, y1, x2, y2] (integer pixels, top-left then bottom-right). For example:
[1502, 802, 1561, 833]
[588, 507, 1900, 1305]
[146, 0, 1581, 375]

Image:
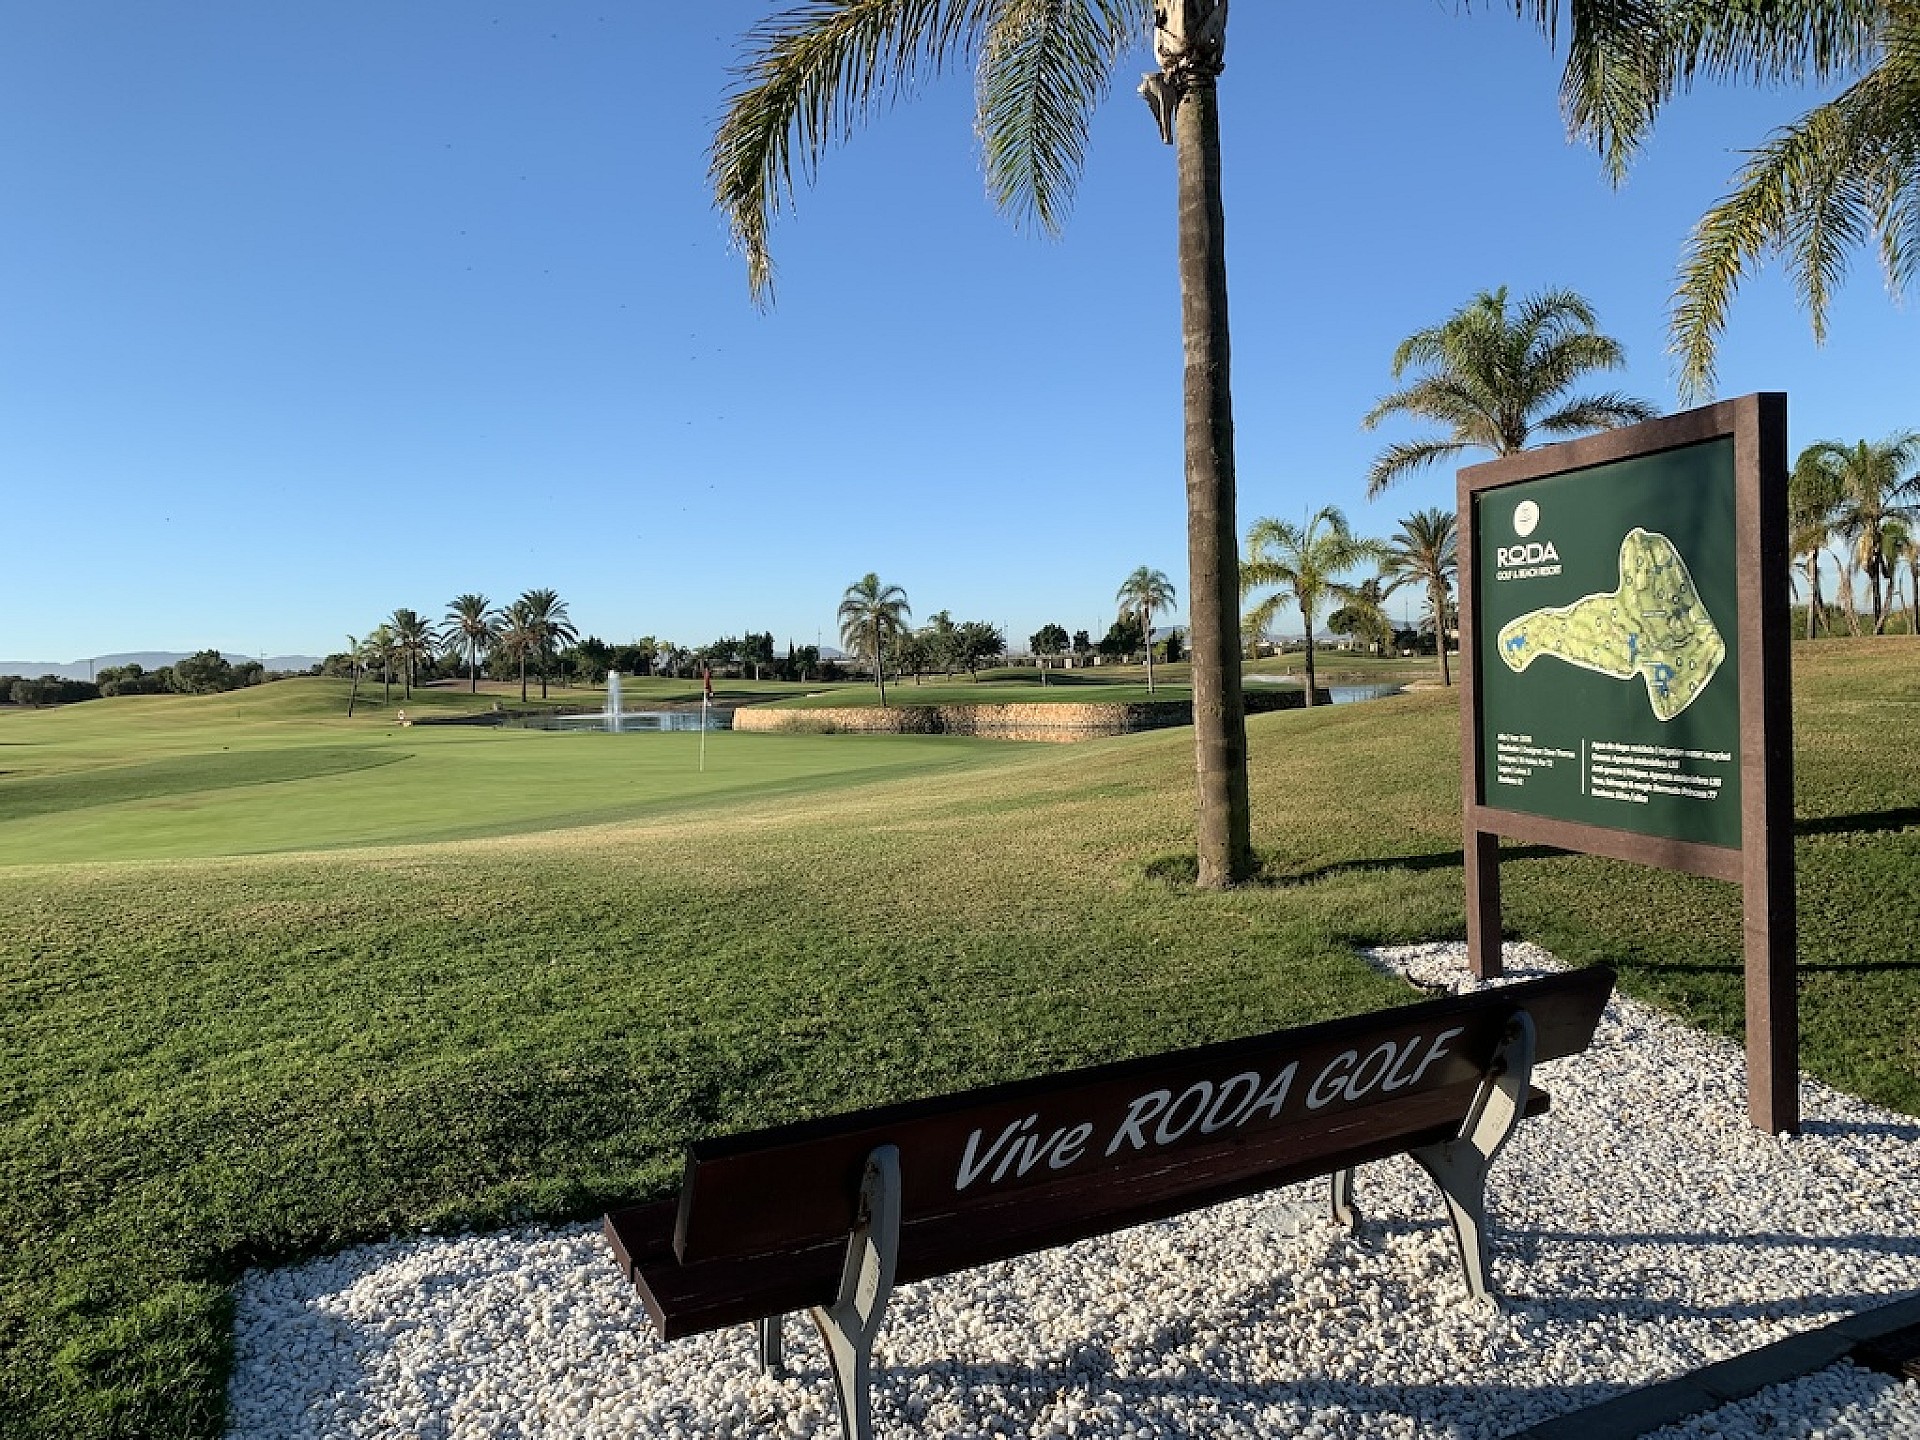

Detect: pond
[508, 710, 730, 733]
[1247, 677, 1406, 705]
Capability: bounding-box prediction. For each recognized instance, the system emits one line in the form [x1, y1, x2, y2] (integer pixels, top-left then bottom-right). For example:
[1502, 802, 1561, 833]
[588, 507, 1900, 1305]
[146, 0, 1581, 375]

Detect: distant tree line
[1, 676, 101, 707]
[0, 651, 315, 706]
[327, 588, 850, 712]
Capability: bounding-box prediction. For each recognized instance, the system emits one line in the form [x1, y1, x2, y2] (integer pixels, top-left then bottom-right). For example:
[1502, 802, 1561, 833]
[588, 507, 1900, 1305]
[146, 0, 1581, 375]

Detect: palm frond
[1533, 392, 1662, 435]
[1366, 437, 1470, 497]
[977, 0, 1141, 233]
[1670, 85, 1887, 398]
[1522, 0, 1883, 179]
[711, 1, 998, 303]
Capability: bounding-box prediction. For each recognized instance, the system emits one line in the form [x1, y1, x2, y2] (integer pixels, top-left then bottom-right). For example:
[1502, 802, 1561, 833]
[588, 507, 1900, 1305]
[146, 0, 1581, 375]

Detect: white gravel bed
[226, 942, 1920, 1439]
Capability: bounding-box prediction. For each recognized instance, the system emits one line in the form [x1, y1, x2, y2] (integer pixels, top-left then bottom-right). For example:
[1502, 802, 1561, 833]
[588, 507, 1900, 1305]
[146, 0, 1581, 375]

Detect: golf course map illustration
[1495, 527, 1726, 721]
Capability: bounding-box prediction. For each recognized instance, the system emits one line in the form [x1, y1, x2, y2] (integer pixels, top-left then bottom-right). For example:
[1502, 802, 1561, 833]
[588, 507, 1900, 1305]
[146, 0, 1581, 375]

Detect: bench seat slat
[671, 967, 1612, 1266]
[606, 1083, 1552, 1339]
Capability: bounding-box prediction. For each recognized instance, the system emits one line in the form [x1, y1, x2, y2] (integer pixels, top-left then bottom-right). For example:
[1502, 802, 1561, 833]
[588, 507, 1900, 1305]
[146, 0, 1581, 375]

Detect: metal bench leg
[757, 1313, 785, 1377]
[808, 1144, 901, 1440]
[1409, 1009, 1536, 1300]
[1329, 1167, 1359, 1231]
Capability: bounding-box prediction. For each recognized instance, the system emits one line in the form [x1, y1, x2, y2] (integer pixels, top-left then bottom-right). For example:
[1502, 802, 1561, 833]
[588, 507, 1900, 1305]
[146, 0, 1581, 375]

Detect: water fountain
[504, 669, 725, 733]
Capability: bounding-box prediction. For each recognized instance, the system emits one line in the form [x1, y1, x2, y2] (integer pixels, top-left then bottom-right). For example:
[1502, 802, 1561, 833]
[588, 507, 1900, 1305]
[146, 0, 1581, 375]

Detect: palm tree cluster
[1789, 432, 1920, 636]
[343, 589, 579, 711]
[1236, 505, 1460, 703]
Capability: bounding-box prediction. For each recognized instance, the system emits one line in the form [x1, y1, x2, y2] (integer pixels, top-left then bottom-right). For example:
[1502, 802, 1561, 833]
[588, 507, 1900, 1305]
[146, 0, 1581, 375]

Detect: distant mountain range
[0, 652, 325, 682]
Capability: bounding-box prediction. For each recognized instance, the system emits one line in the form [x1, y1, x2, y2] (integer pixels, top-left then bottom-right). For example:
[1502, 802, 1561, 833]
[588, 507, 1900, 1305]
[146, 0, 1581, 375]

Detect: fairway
[0, 684, 1036, 863]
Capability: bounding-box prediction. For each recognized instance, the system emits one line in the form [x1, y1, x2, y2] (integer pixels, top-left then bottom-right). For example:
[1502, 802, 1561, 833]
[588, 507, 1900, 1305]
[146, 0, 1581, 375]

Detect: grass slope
[0, 680, 1025, 863]
[0, 645, 1914, 1438]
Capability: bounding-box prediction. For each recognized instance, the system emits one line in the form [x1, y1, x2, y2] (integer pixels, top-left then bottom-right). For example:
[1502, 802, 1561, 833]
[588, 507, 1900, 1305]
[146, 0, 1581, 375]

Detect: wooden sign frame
[1458, 393, 1798, 1132]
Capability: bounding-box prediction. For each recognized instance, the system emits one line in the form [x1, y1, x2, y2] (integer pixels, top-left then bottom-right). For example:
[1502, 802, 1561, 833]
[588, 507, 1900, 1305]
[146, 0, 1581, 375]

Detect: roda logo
[1497, 541, 1560, 567]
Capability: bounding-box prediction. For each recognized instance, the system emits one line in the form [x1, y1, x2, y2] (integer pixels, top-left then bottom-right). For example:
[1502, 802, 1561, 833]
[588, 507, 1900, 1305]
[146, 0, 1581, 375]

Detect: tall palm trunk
[1804, 552, 1824, 639]
[1167, 15, 1251, 887]
[1431, 579, 1452, 687]
[1142, 604, 1156, 694]
[1300, 606, 1319, 706]
[872, 621, 888, 708]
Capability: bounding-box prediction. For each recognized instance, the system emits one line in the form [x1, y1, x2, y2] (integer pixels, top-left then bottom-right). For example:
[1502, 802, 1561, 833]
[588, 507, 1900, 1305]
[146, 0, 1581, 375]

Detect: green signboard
[1471, 436, 1742, 850]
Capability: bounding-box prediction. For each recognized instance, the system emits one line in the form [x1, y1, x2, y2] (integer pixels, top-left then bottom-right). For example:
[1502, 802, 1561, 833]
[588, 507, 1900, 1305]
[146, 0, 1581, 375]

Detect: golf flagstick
[699, 667, 711, 772]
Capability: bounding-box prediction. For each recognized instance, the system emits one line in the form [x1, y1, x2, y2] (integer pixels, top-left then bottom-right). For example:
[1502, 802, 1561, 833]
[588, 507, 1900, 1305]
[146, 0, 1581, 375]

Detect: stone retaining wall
[731, 688, 1323, 742]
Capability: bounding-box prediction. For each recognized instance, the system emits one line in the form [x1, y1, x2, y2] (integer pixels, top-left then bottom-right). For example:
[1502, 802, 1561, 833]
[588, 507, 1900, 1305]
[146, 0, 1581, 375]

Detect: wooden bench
[604, 965, 1614, 1438]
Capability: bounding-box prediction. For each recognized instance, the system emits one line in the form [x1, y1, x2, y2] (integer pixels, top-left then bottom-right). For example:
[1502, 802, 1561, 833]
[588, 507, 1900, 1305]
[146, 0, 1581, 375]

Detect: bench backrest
[673, 966, 1613, 1274]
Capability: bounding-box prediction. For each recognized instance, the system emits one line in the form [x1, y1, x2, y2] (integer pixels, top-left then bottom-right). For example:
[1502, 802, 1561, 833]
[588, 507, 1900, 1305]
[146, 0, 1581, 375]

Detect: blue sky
[3, 3, 1912, 665]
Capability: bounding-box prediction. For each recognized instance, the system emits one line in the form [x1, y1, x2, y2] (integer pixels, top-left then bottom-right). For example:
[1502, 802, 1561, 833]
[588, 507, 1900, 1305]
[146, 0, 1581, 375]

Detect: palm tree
[1115, 566, 1177, 694]
[712, 1, 1252, 887]
[837, 573, 911, 708]
[1883, 518, 1914, 633]
[364, 623, 397, 706]
[445, 593, 496, 693]
[344, 633, 363, 718]
[1554, 8, 1917, 396]
[387, 608, 438, 700]
[491, 600, 535, 703]
[1327, 575, 1394, 655]
[1379, 507, 1459, 687]
[515, 588, 578, 698]
[1799, 433, 1920, 634]
[1362, 286, 1659, 497]
[1908, 526, 1920, 638]
[1788, 446, 1848, 640]
[1836, 543, 1864, 636]
[1240, 507, 1386, 708]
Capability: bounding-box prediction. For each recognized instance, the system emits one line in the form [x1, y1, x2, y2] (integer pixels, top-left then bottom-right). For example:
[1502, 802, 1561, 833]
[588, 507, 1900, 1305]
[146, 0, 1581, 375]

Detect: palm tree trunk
[1805, 553, 1823, 640]
[1432, 580, 1452, 687]
[469, 642, 479, 694]
[1300, 607, 1318, 706]
[872, 622, 887, 708]
[1171, 52, 1252, 887]
[1143, 605, 1156, 694]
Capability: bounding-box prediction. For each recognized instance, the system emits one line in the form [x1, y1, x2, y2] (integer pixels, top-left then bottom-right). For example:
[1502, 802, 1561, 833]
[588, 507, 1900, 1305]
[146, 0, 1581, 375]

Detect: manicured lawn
[0, 685, 1022, 864]
[0, 642, 1913, 1438]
